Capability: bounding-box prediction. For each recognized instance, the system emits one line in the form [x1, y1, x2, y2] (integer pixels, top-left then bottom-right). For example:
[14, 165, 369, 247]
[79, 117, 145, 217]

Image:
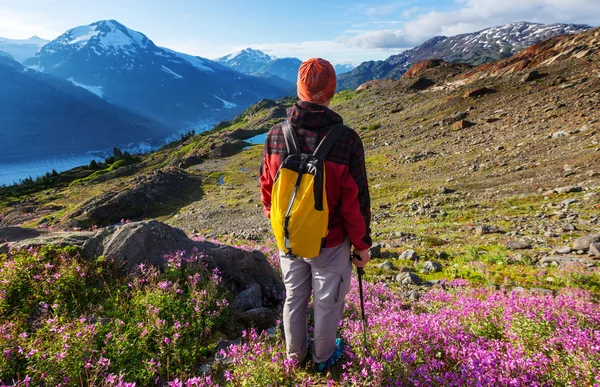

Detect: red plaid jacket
[259, 101, 372, 251]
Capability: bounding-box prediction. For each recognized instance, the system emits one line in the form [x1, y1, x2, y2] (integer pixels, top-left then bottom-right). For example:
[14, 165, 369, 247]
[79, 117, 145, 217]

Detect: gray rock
[376, 260, 396, 271]
[232, 283, 263, 314]
[396, 272, 423, 286]
[421, 260, 443, 274]
[238, 307, 278, 330]
[539, 255, 594, 266]
[554, 186, 583, 194]
[399, 249, 418, 260]
[561, 198, 579, 207]
[408, 290, 420, 302]
[0, 226, 42, 242]
[0, 227, 93, 254]
[590, 243, 600, 258]
[555, 246, 573, 254]
[214, 339, 241, 365]
[81, 221, 285, 304]
[198, 361, 213, 375]
[369, 243, 382, 258]
[439, 187, 456, 194]
[521, 70, 543, 82]
[475, 225, 503, 235]
[506, 241, 532, 250]
[572, 234, 600, 251]
[399, 266, 416, 273]
[437, 251, 449, 260]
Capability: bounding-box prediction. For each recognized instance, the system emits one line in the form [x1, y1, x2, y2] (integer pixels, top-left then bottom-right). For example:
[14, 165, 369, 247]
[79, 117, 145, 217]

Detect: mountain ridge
[338, 21, 592, 90]
[26, 20, 288, 129]
[0, 54, 169, 160]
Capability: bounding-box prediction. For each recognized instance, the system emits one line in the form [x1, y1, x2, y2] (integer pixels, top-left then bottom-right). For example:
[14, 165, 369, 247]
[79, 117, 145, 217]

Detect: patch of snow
[161, 65, 183, 79]
[213, 95, 237, 109]
[160, 47, 215, 72]
[68, 77, 104, 98]
[26, 64, 44, 72]
[68, 25, 100, 45]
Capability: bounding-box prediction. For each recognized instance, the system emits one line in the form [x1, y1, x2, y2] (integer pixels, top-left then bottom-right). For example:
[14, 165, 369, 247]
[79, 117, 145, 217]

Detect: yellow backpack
[270, 120, 348, 258]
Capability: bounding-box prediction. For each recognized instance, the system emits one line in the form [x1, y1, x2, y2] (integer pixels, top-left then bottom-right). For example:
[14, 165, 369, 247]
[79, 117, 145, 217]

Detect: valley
[0, 20, 599, 387]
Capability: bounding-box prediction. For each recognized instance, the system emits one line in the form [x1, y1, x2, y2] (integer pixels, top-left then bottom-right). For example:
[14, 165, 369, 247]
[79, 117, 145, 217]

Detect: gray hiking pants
[279, 238, 352, 364]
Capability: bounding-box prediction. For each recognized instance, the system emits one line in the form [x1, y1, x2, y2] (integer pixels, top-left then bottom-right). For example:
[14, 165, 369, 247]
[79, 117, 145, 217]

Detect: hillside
[1, 27, 599, 387]
[0, 55, 168, 160]
[3, 27, 597, 233]
[338, 21, 591, 91]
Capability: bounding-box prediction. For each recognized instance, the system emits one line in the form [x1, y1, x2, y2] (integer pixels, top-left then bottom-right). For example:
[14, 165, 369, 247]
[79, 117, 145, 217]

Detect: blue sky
[1, 0, 599, 63]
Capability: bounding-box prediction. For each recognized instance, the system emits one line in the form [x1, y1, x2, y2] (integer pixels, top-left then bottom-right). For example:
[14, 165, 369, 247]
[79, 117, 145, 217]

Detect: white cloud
[344, 0, 600, 50]
[0, 7, 61, 39]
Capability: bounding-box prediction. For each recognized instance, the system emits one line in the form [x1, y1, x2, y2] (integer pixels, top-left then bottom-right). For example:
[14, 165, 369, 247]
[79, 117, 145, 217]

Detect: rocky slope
[338, 22, 591, 91]
[1, 27, 599, 271]
[0, 55, 168, 160]
[25, 20, 288, 128]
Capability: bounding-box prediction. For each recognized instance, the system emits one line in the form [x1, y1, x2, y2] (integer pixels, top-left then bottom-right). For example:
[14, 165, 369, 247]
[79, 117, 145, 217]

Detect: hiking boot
[313, 338, 344, 373]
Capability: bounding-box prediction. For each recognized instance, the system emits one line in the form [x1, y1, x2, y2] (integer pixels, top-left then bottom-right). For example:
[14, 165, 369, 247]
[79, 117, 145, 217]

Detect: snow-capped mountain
[338, 22, 591, 90]
[217, 48, 275, 73]
[0, 35, 48, 63]
[333, 63, 356, 75]
[25, 20, 287, 128]
[217, 48, 302, 84]
[0, 55, 168, 160]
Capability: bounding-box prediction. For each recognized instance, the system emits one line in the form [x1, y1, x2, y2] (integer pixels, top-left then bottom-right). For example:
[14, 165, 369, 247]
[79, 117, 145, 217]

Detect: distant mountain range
[216, 48, 356, 86]
[338, 22, 592, 91]
[23, 20, 287, 129]
[0, 35, 48, 63]
[0, 55, 167, 160]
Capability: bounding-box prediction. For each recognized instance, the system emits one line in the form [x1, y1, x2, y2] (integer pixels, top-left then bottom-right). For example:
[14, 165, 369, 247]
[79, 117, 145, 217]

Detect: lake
[0, 121, 217, 187]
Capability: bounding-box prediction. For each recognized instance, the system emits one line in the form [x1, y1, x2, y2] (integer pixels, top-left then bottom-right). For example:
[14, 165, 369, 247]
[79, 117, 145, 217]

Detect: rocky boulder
[463, 87, 495, 98]
[506, 241, 533, 250]
[232, 283, 263, 314]
[521, 70, 544, 82]
[451, 120, 475, 130]
[407, 77, 436, 91]
[539, 255, 595, 266]
[396, 272, 423, 286]
[0, 227, 93, 253]
[421, 260, 442, 274]
[83, 220, 284, 303]
[590, 243, 600, 258]
[238, 308, 278, 331]
[376, 260, 396, 271]
[572, 234, 600, 251]
[399, 249, 418, 261]
[1, 220, 285, 306]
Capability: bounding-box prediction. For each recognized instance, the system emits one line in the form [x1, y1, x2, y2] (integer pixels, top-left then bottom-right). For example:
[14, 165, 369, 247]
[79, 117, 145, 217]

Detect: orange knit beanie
[297, 58, 336, 105]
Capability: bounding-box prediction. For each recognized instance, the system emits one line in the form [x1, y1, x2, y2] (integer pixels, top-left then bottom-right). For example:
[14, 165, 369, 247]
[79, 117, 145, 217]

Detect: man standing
[259, 58, 371, 372]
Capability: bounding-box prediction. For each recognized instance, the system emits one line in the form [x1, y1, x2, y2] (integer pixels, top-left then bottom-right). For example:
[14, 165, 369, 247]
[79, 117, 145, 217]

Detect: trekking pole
[352, 253, 368, 351]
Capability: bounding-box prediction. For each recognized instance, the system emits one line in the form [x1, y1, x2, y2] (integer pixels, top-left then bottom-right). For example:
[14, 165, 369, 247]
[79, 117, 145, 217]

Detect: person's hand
[352, 248, 370, 268]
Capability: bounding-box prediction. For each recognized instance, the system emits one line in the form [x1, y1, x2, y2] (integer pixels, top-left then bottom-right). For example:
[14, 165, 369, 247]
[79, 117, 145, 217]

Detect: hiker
[259, 58, 372, 372]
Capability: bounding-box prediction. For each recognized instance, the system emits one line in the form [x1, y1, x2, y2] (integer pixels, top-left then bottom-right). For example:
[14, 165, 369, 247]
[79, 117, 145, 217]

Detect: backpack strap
[313, 124, 348, 161]
[281, 120, 300, 155]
